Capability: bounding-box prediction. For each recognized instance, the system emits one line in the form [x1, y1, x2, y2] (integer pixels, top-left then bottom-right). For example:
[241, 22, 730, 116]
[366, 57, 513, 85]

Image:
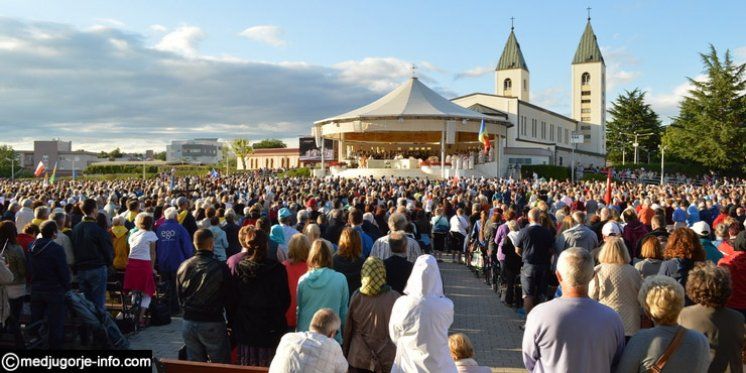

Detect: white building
[452, 18, 606, 169]
[17, 140, 98, 176]
[166, 138, 223, 164]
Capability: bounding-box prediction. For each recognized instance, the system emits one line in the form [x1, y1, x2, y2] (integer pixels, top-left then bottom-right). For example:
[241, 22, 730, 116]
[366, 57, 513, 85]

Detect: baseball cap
[691, 221, 711, 237]
[602, 221, 622, 237]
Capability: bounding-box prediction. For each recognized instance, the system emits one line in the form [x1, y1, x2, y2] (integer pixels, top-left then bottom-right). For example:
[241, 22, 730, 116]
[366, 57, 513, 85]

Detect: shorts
[520, 263, 549, 298]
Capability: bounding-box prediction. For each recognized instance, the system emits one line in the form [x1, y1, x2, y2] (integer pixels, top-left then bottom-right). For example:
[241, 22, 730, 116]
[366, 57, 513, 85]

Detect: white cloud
[647, 74, 707, 121]
[602, 46, 641, 91]
[0, 18, 386, 152]
[238, 25, 286, 47]
[454, 66, 492, 80]
[154, 25, 204, 57]
[333, 57, 415, 92]
[735, 46, 746, 64]
[149, 24, 168, 33]
[94, 18, 126, 28]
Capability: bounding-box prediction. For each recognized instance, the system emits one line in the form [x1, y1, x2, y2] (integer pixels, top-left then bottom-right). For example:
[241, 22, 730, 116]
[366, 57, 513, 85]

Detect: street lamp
[4, 157, 14, 181]
[659, 145, 667, 185]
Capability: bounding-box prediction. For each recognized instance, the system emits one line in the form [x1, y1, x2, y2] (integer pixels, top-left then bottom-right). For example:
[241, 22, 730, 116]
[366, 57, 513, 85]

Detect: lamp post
[5, 157, 14, 181]
[659, 145, 667, 185]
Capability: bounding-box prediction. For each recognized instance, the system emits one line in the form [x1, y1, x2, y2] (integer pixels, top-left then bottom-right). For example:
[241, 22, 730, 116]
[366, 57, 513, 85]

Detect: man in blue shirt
[348, 207, 373, 258]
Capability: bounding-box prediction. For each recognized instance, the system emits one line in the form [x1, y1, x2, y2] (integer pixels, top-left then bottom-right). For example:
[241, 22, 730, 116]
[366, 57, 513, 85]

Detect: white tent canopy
[315, 77, 504, 125]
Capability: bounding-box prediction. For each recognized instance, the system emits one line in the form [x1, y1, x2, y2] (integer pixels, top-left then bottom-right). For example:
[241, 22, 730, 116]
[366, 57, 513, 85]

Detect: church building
[452, 16, 607, 168]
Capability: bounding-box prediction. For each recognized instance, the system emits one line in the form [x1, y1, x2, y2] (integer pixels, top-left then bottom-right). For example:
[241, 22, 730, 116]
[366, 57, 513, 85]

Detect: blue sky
[1, 0, 744, 152]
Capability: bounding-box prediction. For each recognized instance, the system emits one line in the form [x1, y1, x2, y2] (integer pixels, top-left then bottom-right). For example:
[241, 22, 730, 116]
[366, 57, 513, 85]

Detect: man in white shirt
[269, 308, 348, 373]
[370, 213, 422, 263]
[449, 208, 469, 259]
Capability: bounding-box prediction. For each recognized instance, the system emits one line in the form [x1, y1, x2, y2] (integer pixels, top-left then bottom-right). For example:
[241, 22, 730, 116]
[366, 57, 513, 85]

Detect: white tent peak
[315, 77, 501, 124]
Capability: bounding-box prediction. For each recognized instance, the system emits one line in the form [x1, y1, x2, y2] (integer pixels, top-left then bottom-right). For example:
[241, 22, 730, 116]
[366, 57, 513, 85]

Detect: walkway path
[131, 261, 527, 372]
[441, 261, 525, 372]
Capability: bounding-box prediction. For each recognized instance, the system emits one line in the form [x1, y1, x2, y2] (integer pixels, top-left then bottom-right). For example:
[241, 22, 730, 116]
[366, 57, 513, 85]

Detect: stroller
[65, 290, 130, 349]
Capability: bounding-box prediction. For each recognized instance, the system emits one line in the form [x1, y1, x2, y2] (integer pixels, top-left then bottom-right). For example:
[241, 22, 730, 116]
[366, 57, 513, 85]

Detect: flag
[478, 119, 490, 153]
[49, 162, 58, 184]
[604, 167, 613, 205]
[33, 161, 45, 177]
[210, 168, 219, 179]
[43, 172, 49, 187]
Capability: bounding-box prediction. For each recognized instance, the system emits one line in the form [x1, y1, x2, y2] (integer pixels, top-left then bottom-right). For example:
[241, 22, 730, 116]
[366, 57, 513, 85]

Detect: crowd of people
[0, 172, 743, 372]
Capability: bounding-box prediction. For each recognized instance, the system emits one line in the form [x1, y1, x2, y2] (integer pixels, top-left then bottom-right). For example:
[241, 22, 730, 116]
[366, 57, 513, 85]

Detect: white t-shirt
[128, 230, 158, 261]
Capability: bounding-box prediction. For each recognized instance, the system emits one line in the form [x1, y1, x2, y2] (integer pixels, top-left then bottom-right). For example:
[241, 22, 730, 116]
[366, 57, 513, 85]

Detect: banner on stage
[299, 137, 335, 161]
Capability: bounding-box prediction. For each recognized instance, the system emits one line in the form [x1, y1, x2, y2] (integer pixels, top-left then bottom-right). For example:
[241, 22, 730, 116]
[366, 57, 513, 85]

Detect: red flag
[604, 168, 613, 205]
[33, 161, 45, 177]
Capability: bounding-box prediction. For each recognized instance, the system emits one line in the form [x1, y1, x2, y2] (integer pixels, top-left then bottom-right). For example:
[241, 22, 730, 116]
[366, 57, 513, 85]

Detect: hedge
[520, 165, 570, 180]
[278, 167, 311, 178]
[84, 164, 212, 176]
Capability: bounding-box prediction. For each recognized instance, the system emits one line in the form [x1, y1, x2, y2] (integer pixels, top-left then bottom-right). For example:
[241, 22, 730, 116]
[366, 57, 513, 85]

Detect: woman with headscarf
[389, 255, 457, 373]
[343, 257, 400, 373]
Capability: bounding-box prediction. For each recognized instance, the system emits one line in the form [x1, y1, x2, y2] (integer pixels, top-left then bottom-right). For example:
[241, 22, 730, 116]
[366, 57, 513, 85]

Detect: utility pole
[633, 132, 640, 165]
[660, 145, 667, 185]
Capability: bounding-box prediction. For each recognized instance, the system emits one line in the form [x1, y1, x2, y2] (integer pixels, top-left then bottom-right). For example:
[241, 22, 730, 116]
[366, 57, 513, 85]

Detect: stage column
[440, 124, 446, 179]
[338, 133, 346, 164]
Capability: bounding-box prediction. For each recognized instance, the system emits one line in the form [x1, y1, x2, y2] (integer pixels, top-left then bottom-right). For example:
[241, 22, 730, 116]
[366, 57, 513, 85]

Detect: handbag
[647, 326, 686, 373]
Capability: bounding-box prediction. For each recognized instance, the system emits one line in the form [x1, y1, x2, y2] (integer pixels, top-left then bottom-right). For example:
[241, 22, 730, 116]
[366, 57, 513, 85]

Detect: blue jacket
[28, 238, 71, 293]
[296, 267, 349, 343]
[156, 219, 194, 272]
[701, 238, 724, 264]
[687, 205, 701, 226]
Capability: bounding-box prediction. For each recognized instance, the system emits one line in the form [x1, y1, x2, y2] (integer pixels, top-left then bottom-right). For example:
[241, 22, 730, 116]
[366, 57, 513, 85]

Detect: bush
[84, 164, 212, 177]
[520, 165, 570, 180]
[582, 173, 608, 181]
[278, 167, 311, 178]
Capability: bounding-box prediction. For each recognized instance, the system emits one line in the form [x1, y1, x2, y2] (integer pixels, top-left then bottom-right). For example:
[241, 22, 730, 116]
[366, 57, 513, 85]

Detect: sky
[0, 0, 744, 152]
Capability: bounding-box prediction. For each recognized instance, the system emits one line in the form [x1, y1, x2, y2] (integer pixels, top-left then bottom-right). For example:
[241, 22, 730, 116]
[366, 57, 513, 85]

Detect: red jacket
[719, 252, 746, 310]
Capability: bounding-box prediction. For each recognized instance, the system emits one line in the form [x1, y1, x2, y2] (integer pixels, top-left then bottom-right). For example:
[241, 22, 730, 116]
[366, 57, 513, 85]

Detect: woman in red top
[16, 223, 39, 253]
[718, 231, 746, 316]
[282, 233, 310, 330]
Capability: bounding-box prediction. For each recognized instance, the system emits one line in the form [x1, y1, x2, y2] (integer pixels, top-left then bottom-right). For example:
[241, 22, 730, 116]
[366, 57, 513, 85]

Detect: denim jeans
[76, 266, 108, 313]
[182, 320, 230, 363]
[31, 291, 66, 349]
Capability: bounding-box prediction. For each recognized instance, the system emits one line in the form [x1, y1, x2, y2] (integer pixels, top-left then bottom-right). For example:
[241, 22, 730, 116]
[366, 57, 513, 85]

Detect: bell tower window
[503, 78, 512, 91]
[581, 72, 591, 85]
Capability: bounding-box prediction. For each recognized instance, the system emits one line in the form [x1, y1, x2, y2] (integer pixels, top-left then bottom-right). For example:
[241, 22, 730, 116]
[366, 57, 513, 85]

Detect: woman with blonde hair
[283, 233, 310, 330]
[296, 239, 349, 343]
[635, 236, 664, 278]
[448, 333, 491, 373]
[616, 275, 709, 373]
[333, 227, 365, 297]
[589, 237, 643, 337]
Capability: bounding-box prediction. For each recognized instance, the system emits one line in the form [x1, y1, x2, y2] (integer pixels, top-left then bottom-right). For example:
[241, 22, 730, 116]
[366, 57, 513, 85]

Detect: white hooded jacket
[389, 255, 457, 373]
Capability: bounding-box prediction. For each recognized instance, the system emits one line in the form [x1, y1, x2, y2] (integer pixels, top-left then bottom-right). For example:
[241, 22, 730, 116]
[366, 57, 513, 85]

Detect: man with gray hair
[522, 248, 625, 372]
[370, 213, 422, 263]
[15, 198, 34, 231]
[269, 308, 348, 373]
[556, 211, 598, 253]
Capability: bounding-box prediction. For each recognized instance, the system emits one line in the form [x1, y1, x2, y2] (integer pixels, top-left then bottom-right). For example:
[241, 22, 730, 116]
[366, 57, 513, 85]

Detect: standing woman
[333, 228, 365, 297]
[297, 240, 349, 343]
[343, 257, 400, 373]
[283, 233, 310, 331]
[230, 228, 290, 367]
[589, 237, 643, 338]
[658, 228, 706, 292]
[123, 213, 158, 327]
[0, 221, 26, 332]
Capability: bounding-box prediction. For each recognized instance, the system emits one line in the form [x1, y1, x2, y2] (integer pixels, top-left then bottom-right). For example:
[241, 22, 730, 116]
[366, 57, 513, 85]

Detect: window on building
[531, 119, 537, 138]
[541, 121, 546, 139]
[581, 116, 591, 122]
[523, 79, 528, 91]
[581, 72, 591, 85]
[504, 78, 512, 91]
[581, 99, 591, 103]
[550, 124, 555, 141]
[581, 108, 591, 113]
[581, 90, 591, 96]
[565, 129, 569, 144]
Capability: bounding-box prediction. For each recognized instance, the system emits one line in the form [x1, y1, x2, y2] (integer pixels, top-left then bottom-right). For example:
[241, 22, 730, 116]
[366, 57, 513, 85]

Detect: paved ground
[441, 261, 526, 373]
[131, 261, 527, 372]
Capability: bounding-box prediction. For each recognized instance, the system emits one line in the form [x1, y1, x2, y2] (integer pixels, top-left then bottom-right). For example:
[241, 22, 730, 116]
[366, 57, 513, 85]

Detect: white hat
[602, 221, 622, 237]
[692, 221, 711, 236]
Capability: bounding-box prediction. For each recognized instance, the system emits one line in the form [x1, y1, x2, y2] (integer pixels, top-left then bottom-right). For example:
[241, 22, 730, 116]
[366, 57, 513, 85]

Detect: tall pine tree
[606, 89, 662, 163]
[663, 45, 746, 172]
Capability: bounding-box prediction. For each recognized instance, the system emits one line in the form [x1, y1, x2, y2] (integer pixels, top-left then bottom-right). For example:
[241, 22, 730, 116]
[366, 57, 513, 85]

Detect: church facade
[452, 18, 607, 169]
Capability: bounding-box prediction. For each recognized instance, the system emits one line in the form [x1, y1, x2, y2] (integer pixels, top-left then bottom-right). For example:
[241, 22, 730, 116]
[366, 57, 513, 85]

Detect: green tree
[252, 139, 286, 149]
[0, 145, 17, 178]
[153, 151, 167, 161]
[663, 45, 746, 172]
[606, 89, 662, 164]
[231, 138, 253, 170]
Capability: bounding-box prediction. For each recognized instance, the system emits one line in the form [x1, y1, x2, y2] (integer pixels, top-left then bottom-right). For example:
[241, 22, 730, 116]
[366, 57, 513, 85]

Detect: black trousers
[500, 260, 521, 306]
